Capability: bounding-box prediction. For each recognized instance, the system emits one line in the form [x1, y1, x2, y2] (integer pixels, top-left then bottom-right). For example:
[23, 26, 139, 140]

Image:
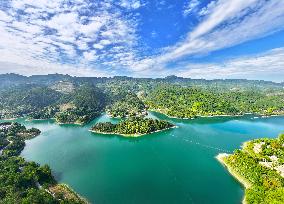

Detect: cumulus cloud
[0, 0, 141, 75]
[83, 51, 97, 61]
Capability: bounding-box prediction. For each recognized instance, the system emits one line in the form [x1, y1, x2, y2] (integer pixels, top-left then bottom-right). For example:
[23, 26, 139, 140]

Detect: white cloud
[183, 0, 200, 17]
[83, 51, 97, 61]
[190, 0, 258, 39]
[0, 61, 108, 77]
[120, 0, 142, 10]
[198, 1, 216, 16]
[100, 39, 111, 45]
[80, 18, 106, 36]
[0, 10, 12, 22]
[93, 44, 104, 49]
[105, 0, 284, 76]
[12, 21, 42, 34]
[174, 48, 284, 82]
[127, 47, 284, 82]
[0, 0, 140, 74]
[153, 0, 284, 64]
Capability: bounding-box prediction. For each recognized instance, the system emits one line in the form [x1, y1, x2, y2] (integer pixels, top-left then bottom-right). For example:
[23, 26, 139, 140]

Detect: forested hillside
[54, 84, 106, 124]
[0, 85, 62, 119]
[106, 92, 147, 118]
[145, 85, 284, 118]
[0, 74, 283, 123]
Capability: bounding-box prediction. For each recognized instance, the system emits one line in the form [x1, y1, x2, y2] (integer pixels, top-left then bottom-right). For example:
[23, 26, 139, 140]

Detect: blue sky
[0, 0, 284, 81]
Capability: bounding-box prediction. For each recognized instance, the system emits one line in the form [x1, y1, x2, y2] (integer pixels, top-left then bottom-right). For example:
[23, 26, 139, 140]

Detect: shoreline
[24, 118, 85, 126]
[90, 125, 178, 137]
[0, 116, 24, 120]
[106, 111, 148, 119]
[2, 111, 284, 124]
[216, 153, 251, 204]
[52, 184, 90, 203]
[25, 117, 55, 121]
[56, 121, 84, 125]
[149, 109, 284, 120]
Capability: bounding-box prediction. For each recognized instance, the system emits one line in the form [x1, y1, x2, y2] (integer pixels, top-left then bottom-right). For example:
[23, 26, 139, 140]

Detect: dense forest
[221, 134, 284, 203]
[0, 74, 283, 123]
[91, 117, 174, 136]
[0, 122, 88, 203]
[145, 85, 284, 118]
[0, 82, 106, 125]
[106, 92, 147, 118]
[54, 84, 106, 124]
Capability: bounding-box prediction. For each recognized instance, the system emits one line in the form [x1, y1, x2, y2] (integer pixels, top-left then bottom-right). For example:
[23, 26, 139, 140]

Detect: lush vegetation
[0, 122, 41, 157]
[54, 84, 106, 124]
[91, 117, 174, 136]
[0, 82, 106, 125]
[0, 122, 88, 203]
[106, 92, 147, 118]
[222, 134, 284, 203]
[145, 85, 284, 118]
[0, 85, 62, 119]
[0, 74, 283, 123]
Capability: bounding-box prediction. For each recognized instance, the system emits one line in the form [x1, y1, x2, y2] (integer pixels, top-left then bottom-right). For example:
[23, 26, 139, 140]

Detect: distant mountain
[0, 73, 283, 123]
[0, 73, 283, 89]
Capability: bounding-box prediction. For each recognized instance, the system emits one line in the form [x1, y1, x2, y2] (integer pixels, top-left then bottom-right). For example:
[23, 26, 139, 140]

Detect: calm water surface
[7, 112, 284, 204]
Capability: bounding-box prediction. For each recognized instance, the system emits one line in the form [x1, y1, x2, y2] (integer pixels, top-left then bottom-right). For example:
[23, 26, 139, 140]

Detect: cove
[12, 112, 284, 204]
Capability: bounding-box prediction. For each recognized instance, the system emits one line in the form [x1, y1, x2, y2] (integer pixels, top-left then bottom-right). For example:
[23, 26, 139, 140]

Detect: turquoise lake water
[9, 112, 284, 204]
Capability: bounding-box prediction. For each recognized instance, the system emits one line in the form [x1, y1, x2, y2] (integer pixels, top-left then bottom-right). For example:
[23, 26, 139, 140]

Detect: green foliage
[145, 85, 284, 118]
[0, 156, 59, 204]
[91, 117, 174, 136]
[107, 92, 146, 118]
[279, 134, 284, 143]
[0, 122, 41, 157]
[28, 106, 60, 120]
[2, 136, 25, 157]
[0, 122, 87, 204]
[1, 75, 283, 123]
[224, 134, 284, 203]
[55, 84, 106, 124]
[0, 85, 62, 119]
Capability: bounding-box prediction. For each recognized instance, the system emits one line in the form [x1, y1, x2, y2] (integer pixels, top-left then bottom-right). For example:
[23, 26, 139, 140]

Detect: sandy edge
[216, 153, 252, 204]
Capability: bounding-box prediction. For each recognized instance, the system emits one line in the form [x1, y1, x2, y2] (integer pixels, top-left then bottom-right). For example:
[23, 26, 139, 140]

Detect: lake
[13, 112, 284, 204]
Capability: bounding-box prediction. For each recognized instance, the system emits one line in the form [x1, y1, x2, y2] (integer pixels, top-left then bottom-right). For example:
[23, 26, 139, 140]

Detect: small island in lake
[90, 117, 175, 137]
[217, 134, 284, 204]
[0, 122, 88, 203]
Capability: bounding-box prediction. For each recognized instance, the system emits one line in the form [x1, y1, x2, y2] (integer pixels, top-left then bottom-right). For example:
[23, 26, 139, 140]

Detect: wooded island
[91, 117, 174, 137]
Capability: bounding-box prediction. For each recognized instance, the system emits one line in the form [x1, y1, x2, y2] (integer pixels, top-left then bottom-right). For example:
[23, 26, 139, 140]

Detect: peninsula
[217, 134, 284, 204]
